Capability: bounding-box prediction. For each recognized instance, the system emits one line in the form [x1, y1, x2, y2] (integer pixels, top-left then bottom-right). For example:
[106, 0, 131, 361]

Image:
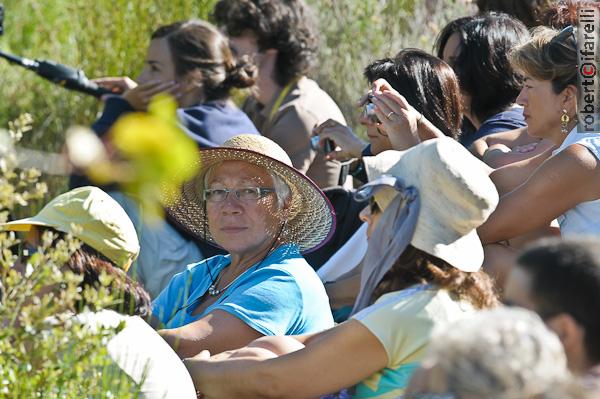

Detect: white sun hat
[362, 137, 499, 272]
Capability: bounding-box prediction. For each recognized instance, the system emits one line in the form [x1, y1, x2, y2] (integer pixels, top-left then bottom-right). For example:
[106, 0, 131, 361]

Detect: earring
[561, 109, 570, 134]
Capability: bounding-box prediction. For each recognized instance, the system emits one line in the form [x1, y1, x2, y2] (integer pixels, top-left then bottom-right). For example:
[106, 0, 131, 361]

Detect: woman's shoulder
[548, 137, 600, 178]
[357, 286, 472, 322]
[182, 101, 253, 123]
[177, 102, 259, 146]
[183, 254, 230, 276]
[354, 285, 436, 320]
[246, 245, 324, 288]
[567, 132, 600, 162]
[255, 245, 313, 276]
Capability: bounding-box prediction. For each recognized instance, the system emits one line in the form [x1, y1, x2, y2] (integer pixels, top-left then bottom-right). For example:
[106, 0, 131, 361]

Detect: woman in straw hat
[1, 186, 197, 399]
[184, 137, 499, 399]
[70, 19, 260, 300]
[152, 134, 335, 358]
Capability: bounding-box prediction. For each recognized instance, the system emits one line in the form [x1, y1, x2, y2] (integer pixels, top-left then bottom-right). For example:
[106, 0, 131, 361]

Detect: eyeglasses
[203, 187, 276, 203]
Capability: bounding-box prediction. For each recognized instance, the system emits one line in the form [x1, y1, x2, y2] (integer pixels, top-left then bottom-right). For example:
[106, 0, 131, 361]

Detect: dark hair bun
[221, 55, 257, 90]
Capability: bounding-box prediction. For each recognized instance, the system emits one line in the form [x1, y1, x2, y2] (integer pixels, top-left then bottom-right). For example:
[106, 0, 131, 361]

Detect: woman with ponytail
[71, 20, 261, 299]
[90, 19, 259, 147]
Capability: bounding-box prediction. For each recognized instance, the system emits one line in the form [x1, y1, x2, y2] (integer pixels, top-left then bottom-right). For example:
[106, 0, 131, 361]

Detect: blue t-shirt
[460, 106, 527, 147]
[152, 244, 334, 335]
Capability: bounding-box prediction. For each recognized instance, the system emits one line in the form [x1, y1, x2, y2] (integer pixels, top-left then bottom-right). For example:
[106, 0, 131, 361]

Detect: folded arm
[479, 144, 600, 244]
[186, 319, 388, 399]
[158, 310, 263, 358]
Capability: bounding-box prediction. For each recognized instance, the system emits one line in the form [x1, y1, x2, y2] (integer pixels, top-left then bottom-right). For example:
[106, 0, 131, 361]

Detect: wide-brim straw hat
[362, 137, 499, 272]
[162, 134, 336, 253]
[1, 186, 140, 271]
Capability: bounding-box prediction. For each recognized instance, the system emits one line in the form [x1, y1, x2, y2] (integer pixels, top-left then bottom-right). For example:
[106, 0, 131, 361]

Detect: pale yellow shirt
[352, 286, 475, 398]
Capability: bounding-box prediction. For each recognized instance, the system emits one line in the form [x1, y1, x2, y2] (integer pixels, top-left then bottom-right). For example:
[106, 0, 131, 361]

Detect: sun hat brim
[2, 217, 56, 232]
[162, 147, 336, 254]
[413, 228, 484, 273]
[1, 186, 140, 271]
[362, 139, 498, 272]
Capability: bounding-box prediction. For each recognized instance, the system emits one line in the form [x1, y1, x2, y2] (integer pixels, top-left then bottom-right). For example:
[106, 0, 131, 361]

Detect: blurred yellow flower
[68, 94, 200, 221]
[109, 94, 200, 219]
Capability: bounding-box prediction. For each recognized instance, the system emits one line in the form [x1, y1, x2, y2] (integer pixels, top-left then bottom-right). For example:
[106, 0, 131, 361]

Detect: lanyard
[266, 77, 299, 127]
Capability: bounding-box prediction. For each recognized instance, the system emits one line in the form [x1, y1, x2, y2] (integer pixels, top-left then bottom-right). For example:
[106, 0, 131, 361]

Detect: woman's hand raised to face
[94, 76, 180, 111]
[122, 80, 180, 111]
[94, 76, 138, 95]
[369, 78, 422, 151]
[312, 119, 367, 161]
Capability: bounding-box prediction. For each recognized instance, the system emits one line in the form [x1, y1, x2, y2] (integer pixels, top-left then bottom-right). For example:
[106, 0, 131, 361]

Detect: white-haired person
[406, 307, 576, 399]
[183, 137, 500, 399]
[152, 135, 335, 358]
[2, 186, 196, 399]
[504, 237, 600, 394]
[71, 19, 261, 299]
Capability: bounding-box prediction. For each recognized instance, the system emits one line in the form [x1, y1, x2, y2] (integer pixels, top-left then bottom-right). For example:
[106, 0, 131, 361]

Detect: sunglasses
[368, 197, 381, 214]
[550, 25, 575, 46]
[354, 175, 405, 202]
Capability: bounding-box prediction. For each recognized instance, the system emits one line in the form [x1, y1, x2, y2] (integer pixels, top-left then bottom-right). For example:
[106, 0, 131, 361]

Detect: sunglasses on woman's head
[550, 25, 575, 46]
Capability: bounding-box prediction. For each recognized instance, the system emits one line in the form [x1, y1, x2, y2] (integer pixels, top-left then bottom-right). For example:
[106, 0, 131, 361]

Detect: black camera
[310, 135, 334, 155]
[363, 93, 380, 124]
[0, 4, 4, 36]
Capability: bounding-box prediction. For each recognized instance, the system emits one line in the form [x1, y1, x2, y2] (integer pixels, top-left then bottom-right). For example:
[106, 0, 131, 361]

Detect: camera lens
[310, 135, 321, 151]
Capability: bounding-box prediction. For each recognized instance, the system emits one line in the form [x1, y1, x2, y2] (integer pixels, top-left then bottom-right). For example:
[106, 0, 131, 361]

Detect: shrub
[0, 118, 141, 398]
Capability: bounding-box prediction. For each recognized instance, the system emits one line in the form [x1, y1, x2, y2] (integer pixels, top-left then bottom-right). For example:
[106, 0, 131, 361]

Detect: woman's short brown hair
[509, 26, 578, 94]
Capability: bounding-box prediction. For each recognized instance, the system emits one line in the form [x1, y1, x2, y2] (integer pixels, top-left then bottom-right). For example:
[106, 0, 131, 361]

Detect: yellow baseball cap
[1, 186, 139, 271]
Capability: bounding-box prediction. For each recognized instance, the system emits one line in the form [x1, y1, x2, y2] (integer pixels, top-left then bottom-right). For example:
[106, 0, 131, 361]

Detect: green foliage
[0, 0, 216, 149]
[0, 118, 140, 398]
[308, 0, 475, 130]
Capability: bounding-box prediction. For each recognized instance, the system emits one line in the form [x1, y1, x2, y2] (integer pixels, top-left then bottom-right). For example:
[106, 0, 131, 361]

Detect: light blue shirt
[152, 244, 334, 335]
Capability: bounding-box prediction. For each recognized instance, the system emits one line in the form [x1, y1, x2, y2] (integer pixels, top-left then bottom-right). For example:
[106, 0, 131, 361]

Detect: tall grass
[0, 0, 474, 199]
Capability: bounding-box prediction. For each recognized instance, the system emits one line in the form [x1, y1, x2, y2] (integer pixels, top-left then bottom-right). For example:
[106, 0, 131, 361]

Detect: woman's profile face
[205, 160, 284, 256]
[137, 38, 178, 85]
[516, 76, 565, 138]
[359, 200, 382, 240]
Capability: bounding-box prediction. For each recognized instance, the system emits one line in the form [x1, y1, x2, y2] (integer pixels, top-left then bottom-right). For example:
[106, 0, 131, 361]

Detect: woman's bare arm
[489, 147, 554, 195]
[470, 127, 529, 158]
[479, 144, 600, 244]
[186, 320, 388, 399]
[158, 310, 264, 358]
[482, 139, 555, 168]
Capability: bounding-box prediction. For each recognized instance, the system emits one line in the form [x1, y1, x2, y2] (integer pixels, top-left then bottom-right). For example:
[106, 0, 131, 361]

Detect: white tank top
[553, 127, 600, 236]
